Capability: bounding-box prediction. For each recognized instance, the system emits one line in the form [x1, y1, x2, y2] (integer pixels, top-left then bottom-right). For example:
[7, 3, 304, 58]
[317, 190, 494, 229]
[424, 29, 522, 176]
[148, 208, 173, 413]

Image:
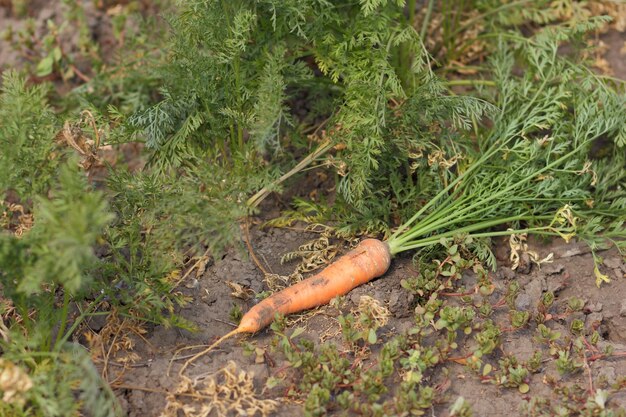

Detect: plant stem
[246, 140, 333, 209]
[389, 127, 595, 255]
[446, 0, 532, 42]
[440, 65, 487, 74]
[54, 293, 106, 352]
[408, 0, 416, 24]
[445, 79, 496, 87]
[394, 51, 564, 241]
[55, 290, 71, 350]
[393, 226, 560, 252]
[389, 134, 510, 241]
[399, 0, 419, 89]
[419, 0, 434, 42]
[234, 57, 244, 152]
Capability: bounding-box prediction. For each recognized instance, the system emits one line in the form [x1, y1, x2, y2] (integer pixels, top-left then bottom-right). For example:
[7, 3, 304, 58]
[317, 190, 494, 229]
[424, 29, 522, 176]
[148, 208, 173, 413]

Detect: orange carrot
[178, 238, 391, 375]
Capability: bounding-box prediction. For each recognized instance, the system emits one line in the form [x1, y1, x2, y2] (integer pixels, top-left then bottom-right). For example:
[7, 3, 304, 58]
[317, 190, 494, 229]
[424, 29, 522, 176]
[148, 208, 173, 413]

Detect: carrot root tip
[178, 328, 243, 376]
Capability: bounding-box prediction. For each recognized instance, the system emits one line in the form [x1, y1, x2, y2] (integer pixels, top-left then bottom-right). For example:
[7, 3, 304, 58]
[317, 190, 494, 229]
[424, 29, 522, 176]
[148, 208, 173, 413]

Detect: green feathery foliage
[1, 2, 625, 415]
[128, 0, 319, 164]
[0, 346, 122, 417]
[0, 72, 123, 416]
[0, 71, 58, 198]
[98, 153, 279, 327]
[387, 19, 625, 279]
[129, 0, 495, 236]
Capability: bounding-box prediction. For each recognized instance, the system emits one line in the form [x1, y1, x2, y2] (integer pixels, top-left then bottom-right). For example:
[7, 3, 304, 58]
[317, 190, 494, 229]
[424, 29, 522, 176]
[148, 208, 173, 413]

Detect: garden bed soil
[111, 226, 626, 417]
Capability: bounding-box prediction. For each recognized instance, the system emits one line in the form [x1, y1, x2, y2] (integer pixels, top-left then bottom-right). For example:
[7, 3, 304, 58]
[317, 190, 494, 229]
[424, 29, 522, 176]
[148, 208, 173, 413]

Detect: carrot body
[238, 238, 392, 333]
[179, 238, 391, 375]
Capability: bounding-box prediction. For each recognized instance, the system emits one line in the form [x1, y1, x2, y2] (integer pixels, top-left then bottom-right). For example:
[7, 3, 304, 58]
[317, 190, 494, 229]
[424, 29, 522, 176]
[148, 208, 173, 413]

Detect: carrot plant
[129, 0, 492, 231]
[235, 18, 626, 338]
[0, 72, 121, 416]
[272, 15, 625, 271]
[387, 20, 625, 275]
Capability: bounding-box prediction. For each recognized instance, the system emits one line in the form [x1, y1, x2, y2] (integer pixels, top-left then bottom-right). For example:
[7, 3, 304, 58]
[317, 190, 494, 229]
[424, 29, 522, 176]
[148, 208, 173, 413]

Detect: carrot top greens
[388, 21, 626, 276]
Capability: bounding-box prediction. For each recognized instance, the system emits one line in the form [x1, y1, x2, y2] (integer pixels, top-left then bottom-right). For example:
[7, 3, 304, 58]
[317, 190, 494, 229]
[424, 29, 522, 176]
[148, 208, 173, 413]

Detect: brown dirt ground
[0, 0, 160, 89]
[109, 228, 626, 417]
[1, 3, 625, 416]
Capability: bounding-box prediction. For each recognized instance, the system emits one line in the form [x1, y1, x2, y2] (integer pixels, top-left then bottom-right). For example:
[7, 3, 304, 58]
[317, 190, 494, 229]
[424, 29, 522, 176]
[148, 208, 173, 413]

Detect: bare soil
[0, 0, 160, 89]
[110, 226, 626, 417]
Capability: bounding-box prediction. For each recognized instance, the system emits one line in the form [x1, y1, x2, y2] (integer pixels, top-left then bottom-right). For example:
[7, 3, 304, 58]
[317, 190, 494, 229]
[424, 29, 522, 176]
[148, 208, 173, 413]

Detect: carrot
[178, 238, 391, 375]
